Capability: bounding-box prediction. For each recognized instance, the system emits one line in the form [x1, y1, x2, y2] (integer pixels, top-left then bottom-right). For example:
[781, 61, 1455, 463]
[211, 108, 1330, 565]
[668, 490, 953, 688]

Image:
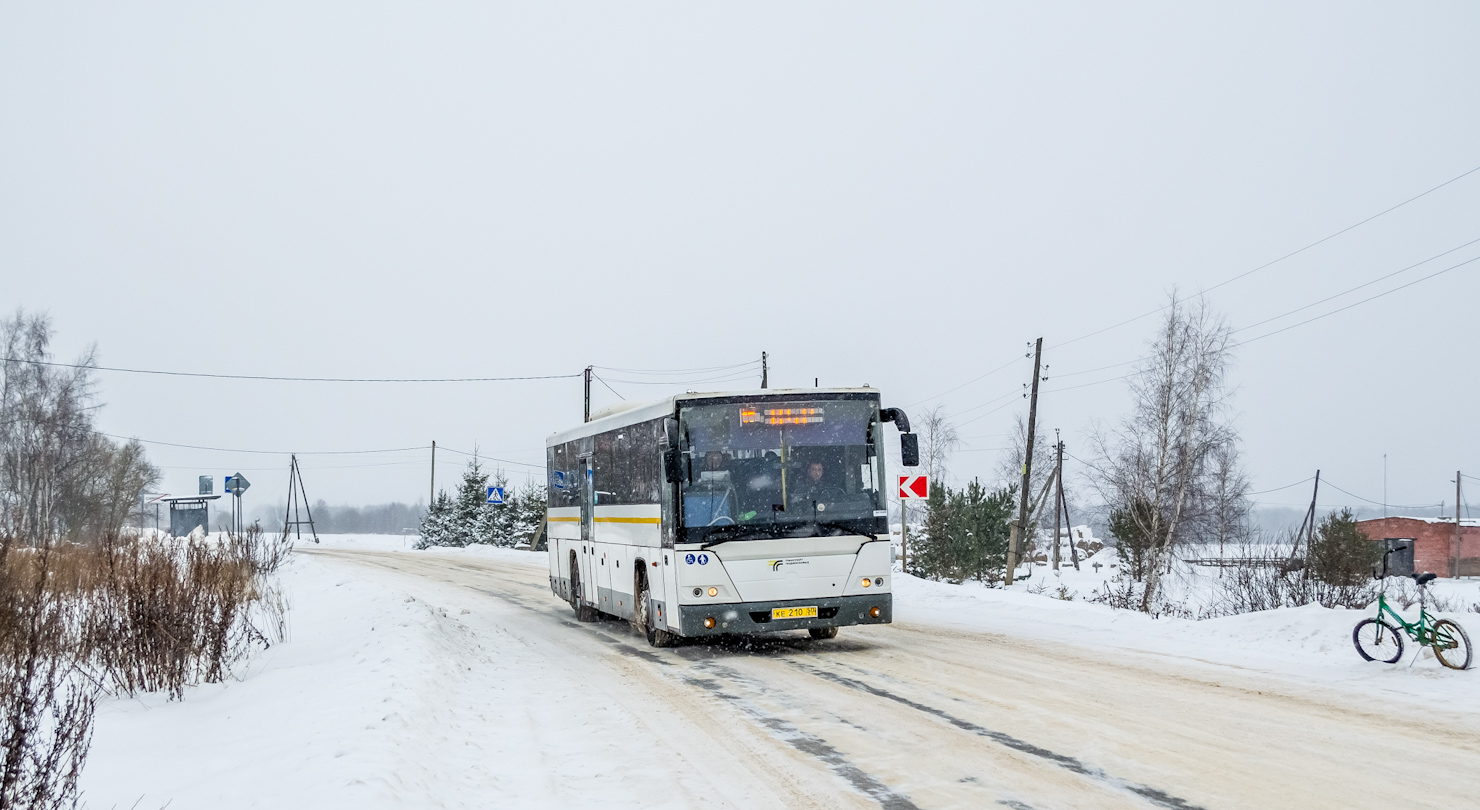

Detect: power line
[1235, 254, 1479, 346]
[1249, 476, 1316, 495]
[1320, 478, 1440, 510]
[1232, 236, 1480, 336]
[1048, 161, 1480, 350]
[591, 373, 626, 400]
[592, 361, 760, 376]
[905, 355, 1024, 409]
[3, 357, 583, 384]
[98, 432, 426, 456]
[432, 445, 545, 470]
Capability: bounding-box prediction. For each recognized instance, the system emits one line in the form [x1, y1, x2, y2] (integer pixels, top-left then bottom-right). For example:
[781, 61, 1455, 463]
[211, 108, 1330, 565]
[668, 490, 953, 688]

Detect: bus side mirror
[900, 433, 919, 468]
[663, 449, 683, 484]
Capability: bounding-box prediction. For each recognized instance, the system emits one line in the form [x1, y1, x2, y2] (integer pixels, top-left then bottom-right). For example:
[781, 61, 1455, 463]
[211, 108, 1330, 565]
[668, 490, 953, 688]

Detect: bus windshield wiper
[697, 524, 777, 547]
[808, 521, 874, 539]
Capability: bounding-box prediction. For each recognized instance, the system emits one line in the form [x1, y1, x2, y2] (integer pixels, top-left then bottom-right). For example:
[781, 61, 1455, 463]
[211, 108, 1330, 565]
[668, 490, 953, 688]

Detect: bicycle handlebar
[1375, 543, 1411, 580]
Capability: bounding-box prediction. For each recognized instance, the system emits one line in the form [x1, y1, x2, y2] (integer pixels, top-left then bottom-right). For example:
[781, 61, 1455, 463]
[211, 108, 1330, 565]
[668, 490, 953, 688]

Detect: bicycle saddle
[1411, 572, 1438, 586]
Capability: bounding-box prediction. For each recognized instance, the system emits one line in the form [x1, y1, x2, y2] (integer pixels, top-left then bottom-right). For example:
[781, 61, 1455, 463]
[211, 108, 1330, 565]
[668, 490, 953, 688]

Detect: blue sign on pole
[486, 486, 506, 505]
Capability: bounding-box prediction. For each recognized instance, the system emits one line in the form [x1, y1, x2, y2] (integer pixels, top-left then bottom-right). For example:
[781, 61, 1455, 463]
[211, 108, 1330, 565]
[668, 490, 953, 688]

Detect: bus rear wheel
[809, 627, 839, 640]
[570, 554, 598, 622]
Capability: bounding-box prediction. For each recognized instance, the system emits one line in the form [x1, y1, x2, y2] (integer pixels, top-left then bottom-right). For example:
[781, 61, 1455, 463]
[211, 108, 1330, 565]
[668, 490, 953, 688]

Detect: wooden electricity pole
[761, 352, 768, 389]
[1053, 435, 1063, 571]
[430, 441, 436, 505]
[1007, 338, 1043, 586]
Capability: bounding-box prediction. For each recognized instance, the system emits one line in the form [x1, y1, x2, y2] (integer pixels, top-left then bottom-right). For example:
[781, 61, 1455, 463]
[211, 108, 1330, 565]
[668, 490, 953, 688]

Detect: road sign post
[898, 476, 929, 571]
[225, 473, 251, 537]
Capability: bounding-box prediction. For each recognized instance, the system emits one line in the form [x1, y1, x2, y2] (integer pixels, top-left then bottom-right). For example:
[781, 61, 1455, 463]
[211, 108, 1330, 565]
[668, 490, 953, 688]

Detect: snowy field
[77, 533, 1480, 809]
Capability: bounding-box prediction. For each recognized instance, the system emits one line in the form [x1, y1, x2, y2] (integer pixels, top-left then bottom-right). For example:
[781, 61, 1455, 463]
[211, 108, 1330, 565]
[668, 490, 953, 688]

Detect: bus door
[579, 456, 596, 605]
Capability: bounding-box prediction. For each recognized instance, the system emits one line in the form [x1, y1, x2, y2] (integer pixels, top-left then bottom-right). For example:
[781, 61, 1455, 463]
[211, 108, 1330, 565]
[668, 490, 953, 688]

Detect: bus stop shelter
[164, 495, 220, 537]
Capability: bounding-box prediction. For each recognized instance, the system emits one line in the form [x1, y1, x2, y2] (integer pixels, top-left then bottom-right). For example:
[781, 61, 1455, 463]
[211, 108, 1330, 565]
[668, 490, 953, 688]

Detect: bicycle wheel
[1353, 618, 1405, 663]
[1432, 619, 1472, 671]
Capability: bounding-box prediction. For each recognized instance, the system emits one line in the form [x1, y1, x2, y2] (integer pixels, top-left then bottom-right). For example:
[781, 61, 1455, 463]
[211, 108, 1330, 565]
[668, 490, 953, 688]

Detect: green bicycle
[1353, 545, 1472, 670]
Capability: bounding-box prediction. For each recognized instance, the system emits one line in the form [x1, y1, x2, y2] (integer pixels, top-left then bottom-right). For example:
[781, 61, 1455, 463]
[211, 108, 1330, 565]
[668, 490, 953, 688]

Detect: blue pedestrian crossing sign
[486, 486, 506, 505]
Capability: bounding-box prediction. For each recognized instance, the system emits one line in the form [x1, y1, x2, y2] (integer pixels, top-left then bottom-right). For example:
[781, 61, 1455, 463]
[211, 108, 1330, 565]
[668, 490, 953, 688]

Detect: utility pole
[1456, 471, 1463, 578]
[1288, 470, 1320, 563]
[430, 441, 437, 506]
[1007, 337, 1043, 586]
[584, 366, 593, 422]
[1052, 432, 1063, 572]
[761, 352, 768, 389]
[900, 499, 908, 571]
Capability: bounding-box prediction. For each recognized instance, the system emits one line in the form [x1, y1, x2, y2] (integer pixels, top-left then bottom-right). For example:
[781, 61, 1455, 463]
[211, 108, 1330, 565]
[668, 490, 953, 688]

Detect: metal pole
[1007, 338, 1043, 586]
[761, 352, 768, 389]
[1456, 471, 1463, 578]
[1053, 435, 1063, 572]
[430, 441, 436, 506]
[900, 499, 908, 571]
[584, 366, 592, 422]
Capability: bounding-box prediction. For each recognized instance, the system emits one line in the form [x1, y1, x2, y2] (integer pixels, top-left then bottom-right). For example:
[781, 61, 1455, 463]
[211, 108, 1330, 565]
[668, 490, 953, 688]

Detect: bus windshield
[677, 397, 884, 544]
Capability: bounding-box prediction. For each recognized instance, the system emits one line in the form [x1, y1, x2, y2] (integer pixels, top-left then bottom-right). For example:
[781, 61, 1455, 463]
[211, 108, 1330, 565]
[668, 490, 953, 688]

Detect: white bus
[546, 388, 918, 646]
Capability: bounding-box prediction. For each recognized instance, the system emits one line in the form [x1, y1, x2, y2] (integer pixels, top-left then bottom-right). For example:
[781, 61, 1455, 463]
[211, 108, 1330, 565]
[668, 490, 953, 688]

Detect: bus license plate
[772, 606, 818, 620]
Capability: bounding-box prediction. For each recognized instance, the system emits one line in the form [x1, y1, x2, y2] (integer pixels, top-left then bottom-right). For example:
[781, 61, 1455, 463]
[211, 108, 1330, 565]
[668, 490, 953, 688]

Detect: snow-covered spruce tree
[449, 458, 492, 546]
[414, 491, 454, 549]
[474, 468, 511, 546]
[511, 480, 548, 546]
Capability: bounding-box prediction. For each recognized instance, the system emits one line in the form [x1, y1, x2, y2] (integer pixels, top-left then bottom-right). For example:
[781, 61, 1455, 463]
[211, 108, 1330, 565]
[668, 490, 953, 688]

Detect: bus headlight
[707, 587, 718, 597]
[861, 578, 871, 587]
[703, 616, 716, 629]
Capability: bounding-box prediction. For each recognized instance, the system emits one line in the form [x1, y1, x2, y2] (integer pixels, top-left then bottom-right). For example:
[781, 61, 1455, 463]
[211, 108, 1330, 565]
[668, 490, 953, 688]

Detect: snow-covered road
[80, 543, 1480, 809]
[282, 548, 1478, 810]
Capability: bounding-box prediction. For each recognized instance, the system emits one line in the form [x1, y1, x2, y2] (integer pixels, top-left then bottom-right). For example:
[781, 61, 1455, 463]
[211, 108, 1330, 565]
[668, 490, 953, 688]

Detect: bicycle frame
[1373, 593, 1448, 647]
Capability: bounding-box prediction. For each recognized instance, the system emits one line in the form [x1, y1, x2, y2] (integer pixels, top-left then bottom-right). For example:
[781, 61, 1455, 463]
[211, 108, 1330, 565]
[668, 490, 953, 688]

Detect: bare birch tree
[1088, 292, 1236, 611]
[917, 405, 960, 486]
[0, 311, 157, 541]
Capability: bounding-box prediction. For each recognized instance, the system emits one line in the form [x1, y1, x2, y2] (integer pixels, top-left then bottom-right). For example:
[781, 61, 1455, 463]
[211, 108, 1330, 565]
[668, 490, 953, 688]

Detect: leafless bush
[1089, 578, 1199, 618]
[1205, 541, 1377, 617]
[81, 531, 285, 698]
[230, 522, 292, 576]
[0, 540, 93, 810]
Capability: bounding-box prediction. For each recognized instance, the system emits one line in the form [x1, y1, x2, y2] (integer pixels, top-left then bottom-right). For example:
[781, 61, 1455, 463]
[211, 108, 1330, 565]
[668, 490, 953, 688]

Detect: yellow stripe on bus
[546, 516, 660, 524]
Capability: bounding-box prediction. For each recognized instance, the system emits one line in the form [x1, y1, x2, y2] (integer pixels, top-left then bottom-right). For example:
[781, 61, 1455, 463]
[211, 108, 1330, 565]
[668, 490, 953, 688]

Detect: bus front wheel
[809, 627, 839, 640]
[635, 570, 678, 648]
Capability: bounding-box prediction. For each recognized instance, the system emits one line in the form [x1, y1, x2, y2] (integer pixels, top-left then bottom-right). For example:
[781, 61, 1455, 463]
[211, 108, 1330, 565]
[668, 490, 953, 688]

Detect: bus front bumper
[674, 593, 892, 636]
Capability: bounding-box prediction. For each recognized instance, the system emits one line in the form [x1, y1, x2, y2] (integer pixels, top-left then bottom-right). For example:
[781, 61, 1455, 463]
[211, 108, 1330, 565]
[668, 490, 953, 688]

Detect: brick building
[1355, 517, 1480, 578]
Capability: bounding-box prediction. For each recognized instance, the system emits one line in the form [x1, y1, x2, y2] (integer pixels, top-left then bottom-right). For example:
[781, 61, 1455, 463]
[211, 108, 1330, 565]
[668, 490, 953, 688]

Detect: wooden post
[1007, 338, 1043, 585]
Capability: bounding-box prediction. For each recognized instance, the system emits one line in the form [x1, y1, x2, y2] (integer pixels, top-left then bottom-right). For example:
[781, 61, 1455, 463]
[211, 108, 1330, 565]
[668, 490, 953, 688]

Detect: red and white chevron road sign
[898, 475, 929, 499]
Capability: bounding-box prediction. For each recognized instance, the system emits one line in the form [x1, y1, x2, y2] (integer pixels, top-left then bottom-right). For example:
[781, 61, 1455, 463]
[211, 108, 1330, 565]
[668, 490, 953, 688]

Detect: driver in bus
[792, 460, 841, 508]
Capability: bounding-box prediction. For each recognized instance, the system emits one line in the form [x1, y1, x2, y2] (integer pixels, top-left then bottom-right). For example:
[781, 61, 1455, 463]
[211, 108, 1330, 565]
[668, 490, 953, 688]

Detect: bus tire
[635, 569, 679, 648]
[570, 554, 598, 623]
[809, 626, 839, 640]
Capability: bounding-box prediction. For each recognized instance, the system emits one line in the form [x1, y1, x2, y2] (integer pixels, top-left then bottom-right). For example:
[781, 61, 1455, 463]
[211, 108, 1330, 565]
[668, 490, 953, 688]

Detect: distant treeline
[255, 501, 426, 535]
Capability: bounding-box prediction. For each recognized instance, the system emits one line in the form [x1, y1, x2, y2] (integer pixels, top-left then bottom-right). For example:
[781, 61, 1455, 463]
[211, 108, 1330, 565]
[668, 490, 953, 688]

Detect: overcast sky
[2, 3, 1477, 520]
